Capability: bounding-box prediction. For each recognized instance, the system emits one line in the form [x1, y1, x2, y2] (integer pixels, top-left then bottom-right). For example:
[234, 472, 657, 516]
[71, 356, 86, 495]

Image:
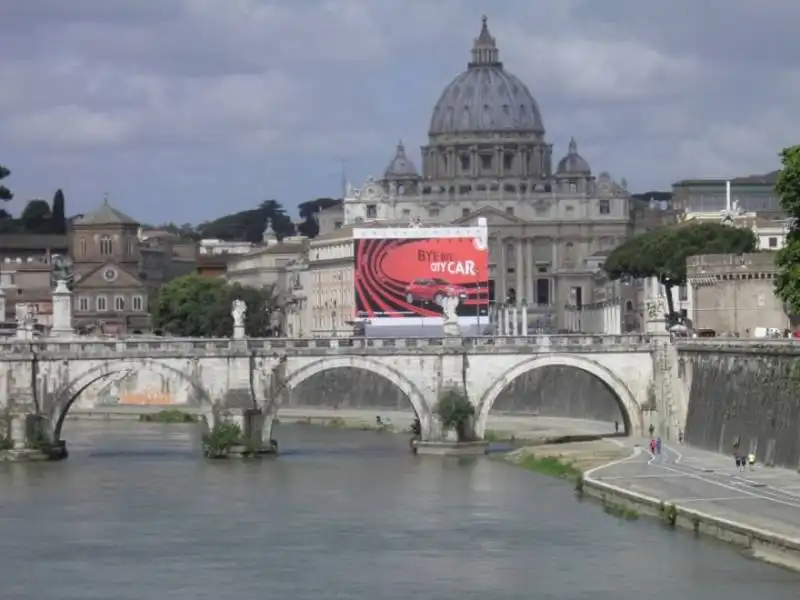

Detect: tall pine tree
[51, 188, 66, 233]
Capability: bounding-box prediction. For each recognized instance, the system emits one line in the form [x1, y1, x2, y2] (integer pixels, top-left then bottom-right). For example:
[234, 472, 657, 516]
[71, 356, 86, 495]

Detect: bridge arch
[475, 354, 642, 438]
[280, 356, 428, 419]
[51, 359, 214, 440]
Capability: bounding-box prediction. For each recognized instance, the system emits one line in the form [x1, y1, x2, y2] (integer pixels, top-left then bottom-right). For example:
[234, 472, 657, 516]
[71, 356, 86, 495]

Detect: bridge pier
[1, 411, 67, 461]
[219, 408, 278, 456]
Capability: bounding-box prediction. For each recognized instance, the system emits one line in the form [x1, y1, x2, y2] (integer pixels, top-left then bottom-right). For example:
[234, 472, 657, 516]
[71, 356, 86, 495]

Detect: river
[1, 422, 798, 599]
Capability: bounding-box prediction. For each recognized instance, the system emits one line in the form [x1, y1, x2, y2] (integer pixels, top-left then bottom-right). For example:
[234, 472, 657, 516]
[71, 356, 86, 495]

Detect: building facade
[336, 17, 633, 329]
[687, 253, 788, 335]
[70, 199, 150, 334]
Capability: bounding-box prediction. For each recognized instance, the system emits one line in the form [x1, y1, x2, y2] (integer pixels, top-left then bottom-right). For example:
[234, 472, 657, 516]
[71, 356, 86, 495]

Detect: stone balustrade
[0, 334, 663, 358]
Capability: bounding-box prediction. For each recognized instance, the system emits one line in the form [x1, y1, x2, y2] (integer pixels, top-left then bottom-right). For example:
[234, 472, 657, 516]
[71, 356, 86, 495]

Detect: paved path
[589, 440, 800, 541]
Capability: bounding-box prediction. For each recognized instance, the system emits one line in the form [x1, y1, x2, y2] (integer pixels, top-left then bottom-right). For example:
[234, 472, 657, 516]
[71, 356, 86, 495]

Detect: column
[498, 307, 506, 335]
[528, 240, 536, 302]
[51, 280, 74, 337]
[516, 239, 524, 303]
[521, 302, 528, 336]
[511, 307, 518, 336]
[505, 306, 512, 336]
[498, 239, 507, 303]
[0, 287, 5, 323]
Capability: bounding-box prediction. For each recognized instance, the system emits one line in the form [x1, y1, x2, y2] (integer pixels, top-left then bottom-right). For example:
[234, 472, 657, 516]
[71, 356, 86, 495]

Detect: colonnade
[563, 303, 623, 334]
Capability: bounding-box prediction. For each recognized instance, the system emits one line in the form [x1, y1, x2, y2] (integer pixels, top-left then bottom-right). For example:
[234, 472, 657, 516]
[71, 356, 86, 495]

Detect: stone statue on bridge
[232, 300, 247, 339]
[441, 295, 460, 337]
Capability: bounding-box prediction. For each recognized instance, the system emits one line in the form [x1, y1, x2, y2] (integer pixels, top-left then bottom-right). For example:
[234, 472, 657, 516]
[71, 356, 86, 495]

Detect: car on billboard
[405, 277, 469, 306]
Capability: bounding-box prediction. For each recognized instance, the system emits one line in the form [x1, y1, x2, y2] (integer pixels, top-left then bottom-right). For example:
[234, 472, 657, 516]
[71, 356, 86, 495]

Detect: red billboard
[354, 235, 489, 323]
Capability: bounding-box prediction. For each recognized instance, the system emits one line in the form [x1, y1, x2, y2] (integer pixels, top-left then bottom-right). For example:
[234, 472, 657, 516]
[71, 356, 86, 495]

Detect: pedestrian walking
[656, 437, 662, 455]
[747, 453, 756, 470]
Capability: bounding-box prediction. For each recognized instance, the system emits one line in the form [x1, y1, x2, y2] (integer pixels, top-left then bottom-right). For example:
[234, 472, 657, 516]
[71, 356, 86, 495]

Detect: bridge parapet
[0, 333, 663, 359]
[675, 339, 800, 355]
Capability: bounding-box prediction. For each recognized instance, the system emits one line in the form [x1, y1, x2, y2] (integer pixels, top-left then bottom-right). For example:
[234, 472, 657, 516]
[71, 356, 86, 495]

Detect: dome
[383, 140, 418, 179]
[429, 16, 545, 137]
[556, 137, 591, 175]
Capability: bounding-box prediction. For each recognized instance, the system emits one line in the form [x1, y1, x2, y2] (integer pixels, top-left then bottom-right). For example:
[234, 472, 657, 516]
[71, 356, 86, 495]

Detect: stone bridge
[0, 334, 675, 452]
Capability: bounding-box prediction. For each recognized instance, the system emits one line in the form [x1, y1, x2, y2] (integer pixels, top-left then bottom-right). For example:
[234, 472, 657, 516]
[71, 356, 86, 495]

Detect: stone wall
[290, 365, 625, 425]
[290, 368, 411, 412]
[491, 366, 624, 423]
[682, 346, 800, 469]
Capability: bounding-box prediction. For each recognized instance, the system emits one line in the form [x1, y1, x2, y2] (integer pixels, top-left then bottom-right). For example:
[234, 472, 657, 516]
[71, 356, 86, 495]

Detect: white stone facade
[307, 230, 356, 337]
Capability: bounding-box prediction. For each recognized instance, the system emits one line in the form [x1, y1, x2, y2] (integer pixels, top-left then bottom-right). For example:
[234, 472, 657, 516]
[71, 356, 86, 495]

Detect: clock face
[103, 268, 117, 282]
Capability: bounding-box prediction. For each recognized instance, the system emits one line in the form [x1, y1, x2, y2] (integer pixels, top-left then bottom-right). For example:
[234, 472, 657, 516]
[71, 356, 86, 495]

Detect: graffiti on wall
[92, 373, 183, 407]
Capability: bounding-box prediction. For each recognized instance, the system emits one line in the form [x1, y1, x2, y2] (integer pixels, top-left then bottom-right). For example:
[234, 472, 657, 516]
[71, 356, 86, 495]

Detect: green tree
[152, 275, 228, 337]
[603, 222, 757, 324]
[51, 189, 67, 233]
[434, 388, 475, 441]
[20, 199, 52, 233]
[197, 200, 296, 243]
[152, 274, 280, 337]
[774, 145, 800, 312]
[0, 164, 12, 202]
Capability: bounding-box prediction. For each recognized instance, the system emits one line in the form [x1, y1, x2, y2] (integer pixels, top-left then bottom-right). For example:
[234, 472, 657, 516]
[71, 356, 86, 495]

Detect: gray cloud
[1, 0, 797, 223]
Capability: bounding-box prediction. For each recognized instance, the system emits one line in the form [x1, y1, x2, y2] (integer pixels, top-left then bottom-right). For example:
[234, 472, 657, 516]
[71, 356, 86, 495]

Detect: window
[569, 183, 578, 193]
[126, 238, 135, 256]
[535, 278, 550, 306]
[769, 237, 778, 248]
[460, 154, 470, 171]
[96, 295, 108, 312]
[503, 153, 514, 171]
[402, 209, 411, 217]
[599, 199, 610, 214]
[78, 296, 89, 312]
[132, 295, 144, 311]
[480, 155, 492, 170]
[366, 204, 377, 219]
[114, 295, 126, 311]
[99, 235, 112, 255]
[428, 208, 440, 217]
[505, 207, 514, 216]
[79, 237, 87, 257]
[678, 286, 688, 302]
[462, 208, 470, 217]
[334, 221, 343, 229]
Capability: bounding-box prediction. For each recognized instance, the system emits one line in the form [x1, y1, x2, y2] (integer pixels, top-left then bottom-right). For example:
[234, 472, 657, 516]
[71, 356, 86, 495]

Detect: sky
[2, 0, 799, 225]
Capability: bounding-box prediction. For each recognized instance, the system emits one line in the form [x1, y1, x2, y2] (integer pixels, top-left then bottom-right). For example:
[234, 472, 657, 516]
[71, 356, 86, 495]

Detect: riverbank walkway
[587, 440, 800, 540]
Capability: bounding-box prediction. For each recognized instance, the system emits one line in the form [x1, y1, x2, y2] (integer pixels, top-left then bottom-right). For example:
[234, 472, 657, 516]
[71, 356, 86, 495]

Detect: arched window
[79, 237, 86, 257]
[99, 235, 112, 255]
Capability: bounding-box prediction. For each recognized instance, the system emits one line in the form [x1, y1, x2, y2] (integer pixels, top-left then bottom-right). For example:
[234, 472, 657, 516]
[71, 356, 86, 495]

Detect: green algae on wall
[683, 350, 800, 469]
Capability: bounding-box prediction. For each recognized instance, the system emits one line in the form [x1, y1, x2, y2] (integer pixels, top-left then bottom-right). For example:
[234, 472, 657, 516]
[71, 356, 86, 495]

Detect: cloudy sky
[1, 0, 798, 224]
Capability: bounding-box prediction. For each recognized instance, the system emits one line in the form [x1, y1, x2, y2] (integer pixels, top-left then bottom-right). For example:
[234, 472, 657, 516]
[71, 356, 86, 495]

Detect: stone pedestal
[51, 279, 74, 337]
[10, 414, 26, 450]
[443, 319, 460, 337]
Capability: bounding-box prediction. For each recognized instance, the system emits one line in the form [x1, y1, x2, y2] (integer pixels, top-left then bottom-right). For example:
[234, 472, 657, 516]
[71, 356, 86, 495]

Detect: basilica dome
[429, 17, 545, 137]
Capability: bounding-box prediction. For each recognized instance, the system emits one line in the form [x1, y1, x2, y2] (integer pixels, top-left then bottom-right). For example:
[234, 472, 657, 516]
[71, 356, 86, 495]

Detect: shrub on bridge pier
[202, 422, 245, 458]
[434, 388, 476, 442]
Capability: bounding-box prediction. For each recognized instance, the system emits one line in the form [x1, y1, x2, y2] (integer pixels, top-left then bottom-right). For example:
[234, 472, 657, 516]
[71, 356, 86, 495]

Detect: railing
[0, 334, 663, 357]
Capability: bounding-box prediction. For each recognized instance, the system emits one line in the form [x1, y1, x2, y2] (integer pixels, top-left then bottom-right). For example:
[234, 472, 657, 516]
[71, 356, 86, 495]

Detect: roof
[556, 137, 591, 175]
[673, 170, 779, 188]
[383, 141, 419, 180]
[429, 17, 544, 136]
[0, 233, 69, 250]
[73, 197, 139, 227]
